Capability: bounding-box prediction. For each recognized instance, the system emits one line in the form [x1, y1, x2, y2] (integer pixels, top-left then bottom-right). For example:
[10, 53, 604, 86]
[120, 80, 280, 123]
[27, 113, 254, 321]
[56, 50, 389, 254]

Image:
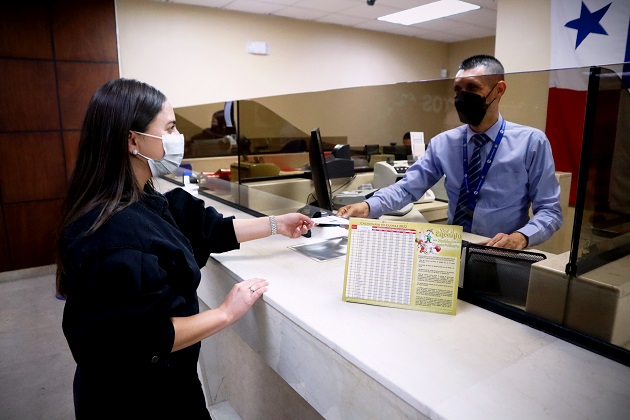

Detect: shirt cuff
[516, 229, 529, 248]
[365, 197, 381, 218]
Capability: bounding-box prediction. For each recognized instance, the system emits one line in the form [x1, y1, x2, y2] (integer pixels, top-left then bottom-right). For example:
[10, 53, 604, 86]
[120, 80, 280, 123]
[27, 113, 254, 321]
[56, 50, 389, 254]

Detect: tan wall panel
[0, 0, 118, 272]
[0, 3, 53, 59]
[4, 200, 64, 270]
[52, 0, 118, 62]
[0, 132, 67, 203]
[63, 131, 81, 180]
[0, 206, 10, 271]
[56, 62, 119, 130]
[0, 59, 60, 132]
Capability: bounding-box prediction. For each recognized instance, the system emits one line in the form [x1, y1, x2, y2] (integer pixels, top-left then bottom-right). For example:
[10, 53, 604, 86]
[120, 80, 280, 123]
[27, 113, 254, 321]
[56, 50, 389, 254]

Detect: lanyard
[462, 120, 506, 209]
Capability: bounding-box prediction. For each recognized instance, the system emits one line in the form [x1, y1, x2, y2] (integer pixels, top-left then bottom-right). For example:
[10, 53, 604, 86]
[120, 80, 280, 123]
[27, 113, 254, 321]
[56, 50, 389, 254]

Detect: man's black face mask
[454, 82, 498, 126]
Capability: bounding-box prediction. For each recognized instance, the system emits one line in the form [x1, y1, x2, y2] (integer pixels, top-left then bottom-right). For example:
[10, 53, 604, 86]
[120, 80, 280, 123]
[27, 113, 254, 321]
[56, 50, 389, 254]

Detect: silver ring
[249, 286, 256, 292]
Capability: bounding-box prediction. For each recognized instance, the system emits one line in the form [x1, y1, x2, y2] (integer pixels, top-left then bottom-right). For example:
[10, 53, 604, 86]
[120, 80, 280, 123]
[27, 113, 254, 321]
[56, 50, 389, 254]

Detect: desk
[414, 200, 448, 223]
[155, 179, 630, 420]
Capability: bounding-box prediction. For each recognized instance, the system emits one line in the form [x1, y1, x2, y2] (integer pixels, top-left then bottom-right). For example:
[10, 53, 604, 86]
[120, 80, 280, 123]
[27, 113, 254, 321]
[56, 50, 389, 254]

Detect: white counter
[156, 180, 630, 419]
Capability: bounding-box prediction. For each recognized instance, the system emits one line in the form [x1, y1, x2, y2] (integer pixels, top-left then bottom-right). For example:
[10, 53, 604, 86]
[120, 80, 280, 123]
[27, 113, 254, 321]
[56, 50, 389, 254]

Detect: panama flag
[546, 0, 630, 204]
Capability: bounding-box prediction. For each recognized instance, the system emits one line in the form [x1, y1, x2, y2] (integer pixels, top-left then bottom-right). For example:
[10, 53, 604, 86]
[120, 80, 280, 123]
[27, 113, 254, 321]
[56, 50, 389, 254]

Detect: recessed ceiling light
[378, 0, 481, 26]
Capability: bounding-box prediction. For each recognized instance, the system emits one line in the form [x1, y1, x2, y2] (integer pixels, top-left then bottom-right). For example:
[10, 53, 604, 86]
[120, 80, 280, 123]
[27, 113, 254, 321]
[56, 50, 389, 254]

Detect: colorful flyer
[342, 218, 462, 315]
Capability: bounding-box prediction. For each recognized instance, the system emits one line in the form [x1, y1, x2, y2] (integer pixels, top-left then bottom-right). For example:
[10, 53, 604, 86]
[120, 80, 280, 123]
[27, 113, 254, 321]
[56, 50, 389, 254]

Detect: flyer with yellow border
[342, 217, 462, 315]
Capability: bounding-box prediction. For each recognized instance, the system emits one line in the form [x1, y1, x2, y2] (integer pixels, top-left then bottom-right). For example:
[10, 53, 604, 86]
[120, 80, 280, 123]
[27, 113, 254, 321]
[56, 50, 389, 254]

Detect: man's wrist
[516, 231, 529, 247]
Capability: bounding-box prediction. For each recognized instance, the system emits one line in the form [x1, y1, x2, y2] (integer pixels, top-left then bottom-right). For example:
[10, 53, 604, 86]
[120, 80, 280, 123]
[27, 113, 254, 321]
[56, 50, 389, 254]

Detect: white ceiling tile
[257, 0, 303, 5]
[155, 0, 497, 43]
[292, 0, 360, 13]
[169, 0, 234, 7]
[224, 0, 285, 14]
[273, 6, 329, 20]
[337, 3, 405, 19]
[316, 14, 368, 27]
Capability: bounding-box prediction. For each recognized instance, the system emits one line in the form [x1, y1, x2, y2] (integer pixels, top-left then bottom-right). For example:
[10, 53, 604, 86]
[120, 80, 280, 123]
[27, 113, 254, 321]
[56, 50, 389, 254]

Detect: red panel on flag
[545, 87, 587, 205]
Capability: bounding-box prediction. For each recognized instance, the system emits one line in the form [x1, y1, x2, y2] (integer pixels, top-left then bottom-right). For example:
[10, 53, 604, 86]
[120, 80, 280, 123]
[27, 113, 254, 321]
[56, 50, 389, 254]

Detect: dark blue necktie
[452, 134, 489, 232]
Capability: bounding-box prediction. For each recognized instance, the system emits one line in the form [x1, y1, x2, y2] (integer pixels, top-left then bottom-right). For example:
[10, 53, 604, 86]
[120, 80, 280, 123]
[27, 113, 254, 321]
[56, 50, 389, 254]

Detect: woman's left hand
[275, 213, 315, 238]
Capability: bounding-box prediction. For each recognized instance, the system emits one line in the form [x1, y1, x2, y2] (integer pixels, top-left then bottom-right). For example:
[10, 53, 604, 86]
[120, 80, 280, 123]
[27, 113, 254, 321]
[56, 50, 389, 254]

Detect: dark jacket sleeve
[165, 188, 240, 267]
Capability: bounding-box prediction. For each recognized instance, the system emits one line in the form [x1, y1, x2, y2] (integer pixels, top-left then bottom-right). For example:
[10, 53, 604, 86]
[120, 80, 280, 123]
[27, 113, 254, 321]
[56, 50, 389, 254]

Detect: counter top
[155, 180, 630, 419]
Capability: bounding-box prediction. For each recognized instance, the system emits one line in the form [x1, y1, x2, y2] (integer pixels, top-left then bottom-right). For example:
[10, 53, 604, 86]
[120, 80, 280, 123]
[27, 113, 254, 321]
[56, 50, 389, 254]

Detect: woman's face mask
[454, 82, 498, 126]
[132, 131, 185, 177]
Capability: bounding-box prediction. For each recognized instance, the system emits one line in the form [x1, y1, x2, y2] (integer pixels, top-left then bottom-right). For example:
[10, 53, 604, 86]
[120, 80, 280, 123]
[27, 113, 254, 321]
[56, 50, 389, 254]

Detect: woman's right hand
[218, 278, 269, 325]
[171, 278, 269, 352]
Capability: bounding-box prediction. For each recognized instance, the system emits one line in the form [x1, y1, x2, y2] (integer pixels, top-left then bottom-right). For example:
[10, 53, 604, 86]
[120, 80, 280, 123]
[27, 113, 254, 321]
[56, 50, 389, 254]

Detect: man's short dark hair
[459, 55, 505, 81]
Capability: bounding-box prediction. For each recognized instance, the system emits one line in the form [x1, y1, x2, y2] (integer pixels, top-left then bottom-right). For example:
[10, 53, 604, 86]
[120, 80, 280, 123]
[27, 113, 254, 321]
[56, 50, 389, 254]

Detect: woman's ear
[128, 130, 139, 154]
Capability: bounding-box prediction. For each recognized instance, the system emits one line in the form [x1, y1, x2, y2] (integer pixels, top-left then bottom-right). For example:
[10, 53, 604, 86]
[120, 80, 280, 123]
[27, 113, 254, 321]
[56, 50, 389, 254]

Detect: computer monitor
[383, 144, 412, 160]
[309, 128, 334, 211]
[223, 101, 236, 135]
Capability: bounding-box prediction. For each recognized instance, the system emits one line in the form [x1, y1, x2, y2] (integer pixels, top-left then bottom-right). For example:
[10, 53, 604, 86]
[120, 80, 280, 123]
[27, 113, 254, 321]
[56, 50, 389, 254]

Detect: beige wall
[117, 0, 451, 108]
[447, 36, 496, 78]
[116, 0, 557, 147]
[117, 0, 556, 108]
[495, 0, 551, 72]
[494, 0, 552, 133]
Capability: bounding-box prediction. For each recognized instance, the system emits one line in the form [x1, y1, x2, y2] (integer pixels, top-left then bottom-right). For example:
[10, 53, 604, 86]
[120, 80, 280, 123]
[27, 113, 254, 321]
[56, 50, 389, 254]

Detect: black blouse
[61, 187, 239, 417]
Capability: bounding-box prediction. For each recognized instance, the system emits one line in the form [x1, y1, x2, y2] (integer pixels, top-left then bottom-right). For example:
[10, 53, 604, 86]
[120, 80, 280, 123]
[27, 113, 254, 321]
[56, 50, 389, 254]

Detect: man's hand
[481, 232, 528, 250]
[336, 202, 370, 219]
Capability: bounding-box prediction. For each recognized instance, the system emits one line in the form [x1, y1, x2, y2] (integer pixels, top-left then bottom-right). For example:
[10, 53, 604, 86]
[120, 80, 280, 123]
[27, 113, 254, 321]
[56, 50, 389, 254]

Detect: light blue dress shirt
[366, 115, 563, 246]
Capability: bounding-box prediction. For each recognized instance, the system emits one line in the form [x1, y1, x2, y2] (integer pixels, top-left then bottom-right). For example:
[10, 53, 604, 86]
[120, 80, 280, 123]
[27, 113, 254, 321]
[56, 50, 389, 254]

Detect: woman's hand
[275, 213, 315, 238]
[218, 278, 269, 325]
[171, 278, 269, 352]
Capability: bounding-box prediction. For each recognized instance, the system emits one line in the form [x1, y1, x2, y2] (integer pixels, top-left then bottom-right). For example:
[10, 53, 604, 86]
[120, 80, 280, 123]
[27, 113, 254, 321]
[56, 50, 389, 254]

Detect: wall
[494, 0, 552, 139]
[0, 0, 556, 272]
[0, 0, 119, 272]
[495, 0, 551, 72]
[116, 0, 451, 107]
[447, 36, 497, 77]
[117, 0, 557, 108]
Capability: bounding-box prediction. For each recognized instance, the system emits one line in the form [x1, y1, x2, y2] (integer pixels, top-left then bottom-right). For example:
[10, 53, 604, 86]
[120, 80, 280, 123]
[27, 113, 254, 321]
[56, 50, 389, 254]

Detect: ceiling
[154, 0, 498, 43]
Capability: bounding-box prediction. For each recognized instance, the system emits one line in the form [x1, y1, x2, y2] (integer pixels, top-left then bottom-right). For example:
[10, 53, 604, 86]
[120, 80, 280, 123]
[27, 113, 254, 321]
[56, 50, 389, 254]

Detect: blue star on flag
[565, 1, 612, 49]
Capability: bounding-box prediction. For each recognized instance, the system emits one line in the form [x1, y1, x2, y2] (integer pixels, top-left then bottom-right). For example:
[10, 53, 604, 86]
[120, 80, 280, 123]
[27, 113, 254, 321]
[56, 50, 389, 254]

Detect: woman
[56, 78, 314, 419]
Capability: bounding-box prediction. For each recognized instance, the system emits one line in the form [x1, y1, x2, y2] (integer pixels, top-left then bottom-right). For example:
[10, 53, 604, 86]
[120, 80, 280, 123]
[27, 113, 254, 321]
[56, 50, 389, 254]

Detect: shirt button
[151, 356, 159, 363]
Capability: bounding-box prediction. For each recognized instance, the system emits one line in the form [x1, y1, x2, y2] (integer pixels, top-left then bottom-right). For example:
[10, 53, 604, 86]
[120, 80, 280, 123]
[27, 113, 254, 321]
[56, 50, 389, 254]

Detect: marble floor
[0, 265, 241, 420]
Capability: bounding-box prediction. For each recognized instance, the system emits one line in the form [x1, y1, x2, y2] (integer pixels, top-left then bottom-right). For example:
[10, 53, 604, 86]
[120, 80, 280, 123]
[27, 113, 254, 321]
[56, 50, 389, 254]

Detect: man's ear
[496, 80, 507, 98]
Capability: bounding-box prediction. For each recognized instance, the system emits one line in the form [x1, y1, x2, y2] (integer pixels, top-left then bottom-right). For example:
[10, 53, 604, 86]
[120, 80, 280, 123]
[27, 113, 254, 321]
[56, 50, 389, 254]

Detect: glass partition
[165, 65, 630, 366]
[567, 64, 630, 276]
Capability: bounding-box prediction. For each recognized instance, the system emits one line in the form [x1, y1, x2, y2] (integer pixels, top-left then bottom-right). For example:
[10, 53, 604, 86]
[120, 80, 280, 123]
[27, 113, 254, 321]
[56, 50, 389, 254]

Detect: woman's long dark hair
[55, 78, 166, 297]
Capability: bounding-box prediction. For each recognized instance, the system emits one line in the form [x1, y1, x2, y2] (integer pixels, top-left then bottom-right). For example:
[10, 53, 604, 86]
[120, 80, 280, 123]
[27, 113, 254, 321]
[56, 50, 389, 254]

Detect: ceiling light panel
[378, 0, 481, 25]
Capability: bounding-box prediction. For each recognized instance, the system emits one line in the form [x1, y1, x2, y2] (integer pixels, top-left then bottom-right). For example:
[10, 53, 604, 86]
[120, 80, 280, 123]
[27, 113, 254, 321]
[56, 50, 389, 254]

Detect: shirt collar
[142, 186, 169, 213]
[466, 113, 504, 143]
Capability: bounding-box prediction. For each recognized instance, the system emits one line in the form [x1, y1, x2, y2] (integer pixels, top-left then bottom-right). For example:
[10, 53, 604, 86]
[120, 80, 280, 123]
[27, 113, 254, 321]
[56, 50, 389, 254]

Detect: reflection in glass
[164, 66, 630, 366]
[568, 65, 630, 276]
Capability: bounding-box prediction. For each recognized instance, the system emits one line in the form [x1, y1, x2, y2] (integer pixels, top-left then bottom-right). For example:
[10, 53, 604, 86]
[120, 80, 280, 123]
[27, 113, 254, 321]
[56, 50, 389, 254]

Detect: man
[337, 55, 562, 250]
